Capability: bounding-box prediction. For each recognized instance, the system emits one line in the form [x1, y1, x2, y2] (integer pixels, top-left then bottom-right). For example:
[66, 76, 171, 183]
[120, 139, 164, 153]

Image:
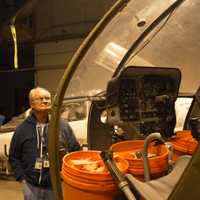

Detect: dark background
[0, 0, 34, 123]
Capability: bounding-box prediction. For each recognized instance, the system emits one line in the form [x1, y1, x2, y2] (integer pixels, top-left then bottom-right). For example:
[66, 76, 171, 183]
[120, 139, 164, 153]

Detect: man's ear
[30, 102, 34, 109]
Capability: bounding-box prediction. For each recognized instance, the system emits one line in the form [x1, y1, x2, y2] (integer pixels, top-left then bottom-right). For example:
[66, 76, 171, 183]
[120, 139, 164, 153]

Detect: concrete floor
[0, 177, 126, 200]
[0, 177, 23, 200]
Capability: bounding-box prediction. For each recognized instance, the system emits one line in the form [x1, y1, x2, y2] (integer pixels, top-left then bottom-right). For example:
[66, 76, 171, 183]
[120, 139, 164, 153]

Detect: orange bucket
[61, 150, 129, 200]
[110, 140, 169, 181]
[170, 130, 198, 160]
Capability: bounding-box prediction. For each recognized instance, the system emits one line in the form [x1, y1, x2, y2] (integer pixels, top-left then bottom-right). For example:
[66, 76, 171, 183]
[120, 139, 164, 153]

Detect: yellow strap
[10, 24, 18, 69]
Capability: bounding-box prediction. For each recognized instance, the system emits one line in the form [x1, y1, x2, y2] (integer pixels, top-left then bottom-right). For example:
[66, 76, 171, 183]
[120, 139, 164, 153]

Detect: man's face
[30, 89, 52, 112]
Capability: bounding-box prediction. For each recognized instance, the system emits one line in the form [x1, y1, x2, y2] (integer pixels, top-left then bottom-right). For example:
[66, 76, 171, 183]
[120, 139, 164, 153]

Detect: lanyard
[36, 124, 47, 158]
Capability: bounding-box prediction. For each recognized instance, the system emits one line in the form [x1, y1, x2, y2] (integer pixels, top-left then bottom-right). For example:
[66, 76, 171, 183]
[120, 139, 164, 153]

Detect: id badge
[43, 159, 50, 168]
[34, 158, 43, 170]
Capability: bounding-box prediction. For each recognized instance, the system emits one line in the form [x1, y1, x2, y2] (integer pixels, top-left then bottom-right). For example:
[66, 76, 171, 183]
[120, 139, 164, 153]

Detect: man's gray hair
[29, 87, 51, 102]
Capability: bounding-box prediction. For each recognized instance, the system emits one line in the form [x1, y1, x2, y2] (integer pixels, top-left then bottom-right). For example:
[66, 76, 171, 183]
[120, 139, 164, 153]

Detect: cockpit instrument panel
[106, 66, 181, 138]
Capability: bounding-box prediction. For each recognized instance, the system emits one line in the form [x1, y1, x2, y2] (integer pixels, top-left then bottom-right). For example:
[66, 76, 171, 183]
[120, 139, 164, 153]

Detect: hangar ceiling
[0, 0, 117, 44]
[0, 0, 117, 120]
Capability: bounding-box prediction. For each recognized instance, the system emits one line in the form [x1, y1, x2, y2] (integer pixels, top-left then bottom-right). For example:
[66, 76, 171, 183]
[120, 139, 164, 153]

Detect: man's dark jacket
[9, 114, 80, 187]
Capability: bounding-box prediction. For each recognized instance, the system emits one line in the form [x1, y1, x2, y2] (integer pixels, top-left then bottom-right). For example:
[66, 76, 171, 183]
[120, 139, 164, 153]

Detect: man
[9, 87, 80, 200]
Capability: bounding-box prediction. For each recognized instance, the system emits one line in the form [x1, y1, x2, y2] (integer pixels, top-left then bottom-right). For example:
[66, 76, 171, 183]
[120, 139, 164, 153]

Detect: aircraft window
[175, 97, 193, 131]
[61, 102, 87, 122]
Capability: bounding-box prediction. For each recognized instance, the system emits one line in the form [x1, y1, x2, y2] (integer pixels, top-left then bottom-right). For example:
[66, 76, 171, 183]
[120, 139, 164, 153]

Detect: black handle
[100, 150, 125, 184]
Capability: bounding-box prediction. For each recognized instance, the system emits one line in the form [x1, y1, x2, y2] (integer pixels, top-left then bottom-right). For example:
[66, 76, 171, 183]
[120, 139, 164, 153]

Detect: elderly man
[9, 87, 80, 200]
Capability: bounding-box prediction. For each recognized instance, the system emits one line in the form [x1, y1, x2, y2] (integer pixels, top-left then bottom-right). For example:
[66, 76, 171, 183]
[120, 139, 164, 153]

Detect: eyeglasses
[32, 96, 51, 102]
